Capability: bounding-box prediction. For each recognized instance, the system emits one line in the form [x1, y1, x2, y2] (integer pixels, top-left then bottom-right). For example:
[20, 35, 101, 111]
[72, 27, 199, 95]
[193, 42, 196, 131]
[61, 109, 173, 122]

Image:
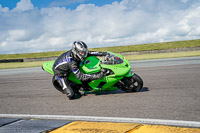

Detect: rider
[52, 41, 107, 99]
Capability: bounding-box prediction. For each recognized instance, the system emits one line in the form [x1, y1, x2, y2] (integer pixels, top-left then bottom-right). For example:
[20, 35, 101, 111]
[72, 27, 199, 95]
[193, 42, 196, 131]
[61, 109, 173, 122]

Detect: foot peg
[79, 87, 86, 96]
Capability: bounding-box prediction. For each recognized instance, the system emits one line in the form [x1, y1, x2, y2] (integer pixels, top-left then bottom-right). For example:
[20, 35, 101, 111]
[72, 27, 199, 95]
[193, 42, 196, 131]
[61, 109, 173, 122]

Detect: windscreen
[101, 54, 123, 65]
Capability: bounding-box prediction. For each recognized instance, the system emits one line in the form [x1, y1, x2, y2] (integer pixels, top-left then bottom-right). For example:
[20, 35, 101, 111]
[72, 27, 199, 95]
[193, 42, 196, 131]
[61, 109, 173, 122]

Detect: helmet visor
[78, 50, 88, 58]
[79, 51, 86, 56]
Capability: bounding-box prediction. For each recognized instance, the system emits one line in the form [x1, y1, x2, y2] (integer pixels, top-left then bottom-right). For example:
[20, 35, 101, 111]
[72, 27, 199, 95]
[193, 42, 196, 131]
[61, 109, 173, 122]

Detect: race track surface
[0, 57, 200, 122]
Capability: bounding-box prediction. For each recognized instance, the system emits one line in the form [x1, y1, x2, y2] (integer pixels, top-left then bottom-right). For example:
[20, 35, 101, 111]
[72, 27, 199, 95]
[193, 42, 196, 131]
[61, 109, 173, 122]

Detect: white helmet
[72, 41, 88, 61]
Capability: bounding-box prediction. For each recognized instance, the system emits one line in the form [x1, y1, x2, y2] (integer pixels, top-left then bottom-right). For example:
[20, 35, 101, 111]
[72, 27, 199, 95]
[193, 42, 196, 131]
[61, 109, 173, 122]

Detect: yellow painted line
[128, 125, 200, 133]
[50, 121, 141, 133]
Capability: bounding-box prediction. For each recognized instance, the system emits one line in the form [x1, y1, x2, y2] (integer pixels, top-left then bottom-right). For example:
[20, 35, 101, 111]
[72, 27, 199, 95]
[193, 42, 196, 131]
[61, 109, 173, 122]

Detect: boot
[63, 87, 74, 100]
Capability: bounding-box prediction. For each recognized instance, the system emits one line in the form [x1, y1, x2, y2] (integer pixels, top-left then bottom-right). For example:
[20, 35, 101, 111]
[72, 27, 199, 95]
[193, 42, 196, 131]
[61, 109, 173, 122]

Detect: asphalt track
[0, 56, 200, 132]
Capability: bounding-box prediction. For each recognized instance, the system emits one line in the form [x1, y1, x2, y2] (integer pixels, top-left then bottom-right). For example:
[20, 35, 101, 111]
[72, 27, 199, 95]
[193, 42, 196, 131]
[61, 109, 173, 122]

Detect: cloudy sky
[0, 0, 200, 54]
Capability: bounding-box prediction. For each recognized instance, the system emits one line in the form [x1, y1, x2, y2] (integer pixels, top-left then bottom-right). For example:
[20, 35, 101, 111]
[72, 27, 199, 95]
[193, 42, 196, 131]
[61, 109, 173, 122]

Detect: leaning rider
[52, 41, 107, 99]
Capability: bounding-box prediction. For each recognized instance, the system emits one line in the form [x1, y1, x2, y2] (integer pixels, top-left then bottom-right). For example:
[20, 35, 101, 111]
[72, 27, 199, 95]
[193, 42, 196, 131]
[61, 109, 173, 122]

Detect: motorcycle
[42, 51, 143, 95]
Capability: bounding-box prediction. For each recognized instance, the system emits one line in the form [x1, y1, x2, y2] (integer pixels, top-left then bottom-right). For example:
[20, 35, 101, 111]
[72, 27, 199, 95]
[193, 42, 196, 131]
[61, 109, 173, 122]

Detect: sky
[0, 0, 200, 54]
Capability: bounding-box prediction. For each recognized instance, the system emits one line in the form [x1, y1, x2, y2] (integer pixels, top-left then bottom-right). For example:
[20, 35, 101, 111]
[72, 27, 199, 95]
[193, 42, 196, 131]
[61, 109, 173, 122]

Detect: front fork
[124, 70, 134, 78]
[117, 70, 134, 87]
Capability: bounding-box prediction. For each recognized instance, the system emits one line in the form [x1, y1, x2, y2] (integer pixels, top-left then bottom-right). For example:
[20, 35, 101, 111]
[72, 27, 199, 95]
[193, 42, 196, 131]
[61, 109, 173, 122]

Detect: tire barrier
[0, 57, 57, 63]
[0, 59, 24, 63]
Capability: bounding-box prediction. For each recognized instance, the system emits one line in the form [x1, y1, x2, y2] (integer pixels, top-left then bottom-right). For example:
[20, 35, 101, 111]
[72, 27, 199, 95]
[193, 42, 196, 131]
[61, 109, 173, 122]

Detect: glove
[91, 72, 104, 80]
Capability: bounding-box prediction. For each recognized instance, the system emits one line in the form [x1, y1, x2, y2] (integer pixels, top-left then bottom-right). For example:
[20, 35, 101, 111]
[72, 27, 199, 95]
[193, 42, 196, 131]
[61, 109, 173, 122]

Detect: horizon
[0, 39, 199, 55]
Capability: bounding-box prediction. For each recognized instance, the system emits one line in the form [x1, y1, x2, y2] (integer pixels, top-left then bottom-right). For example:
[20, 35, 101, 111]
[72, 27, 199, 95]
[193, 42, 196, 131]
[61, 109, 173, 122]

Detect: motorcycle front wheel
[120, 73, 143, 92]
[131, 73, 143, 92]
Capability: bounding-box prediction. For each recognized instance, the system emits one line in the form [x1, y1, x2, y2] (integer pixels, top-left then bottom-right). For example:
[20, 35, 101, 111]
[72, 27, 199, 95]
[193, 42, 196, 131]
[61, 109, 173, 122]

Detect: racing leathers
[52, 50, 107, 98]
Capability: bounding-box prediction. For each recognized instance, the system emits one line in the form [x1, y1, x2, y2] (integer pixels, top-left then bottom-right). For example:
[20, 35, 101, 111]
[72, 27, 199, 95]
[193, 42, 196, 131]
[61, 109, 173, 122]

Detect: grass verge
[0, 61, 45, 69]
[0, 51, 200, 69]
[0, 39, 200, 60]
[90, 39, 200, 52]
[126, 50, 200, 61]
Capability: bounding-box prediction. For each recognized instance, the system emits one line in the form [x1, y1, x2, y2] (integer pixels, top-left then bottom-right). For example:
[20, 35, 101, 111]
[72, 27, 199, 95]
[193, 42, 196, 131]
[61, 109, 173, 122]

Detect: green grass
[0, 51, 63, 60]
[90, 39, 200, 52]
[0, 39, 200, 60]
[1, 51, 200, 69]
[0, 61, 45, 69]
[125, 51, 200, 61]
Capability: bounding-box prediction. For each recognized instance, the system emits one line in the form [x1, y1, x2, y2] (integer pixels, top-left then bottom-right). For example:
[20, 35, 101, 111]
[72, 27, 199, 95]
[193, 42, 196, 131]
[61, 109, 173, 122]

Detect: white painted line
[0, 114, 200, 128]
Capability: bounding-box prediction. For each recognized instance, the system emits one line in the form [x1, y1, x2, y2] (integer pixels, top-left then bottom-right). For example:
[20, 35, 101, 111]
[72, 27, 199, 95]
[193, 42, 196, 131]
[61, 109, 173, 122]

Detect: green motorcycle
[42, 51, 143, 95]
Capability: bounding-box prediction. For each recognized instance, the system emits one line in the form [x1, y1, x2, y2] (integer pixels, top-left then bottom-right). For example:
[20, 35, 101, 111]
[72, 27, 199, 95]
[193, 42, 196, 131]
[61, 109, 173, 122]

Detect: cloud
[0, 4, 9, 12]
[0, 0, 200, 54]
[13, 0, 34, 11]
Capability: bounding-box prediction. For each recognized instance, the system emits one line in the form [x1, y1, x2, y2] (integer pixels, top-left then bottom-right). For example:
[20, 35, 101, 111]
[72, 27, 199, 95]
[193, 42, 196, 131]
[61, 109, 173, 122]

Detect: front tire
[131, 73, 143, 92]
[120, 73, 143, 92]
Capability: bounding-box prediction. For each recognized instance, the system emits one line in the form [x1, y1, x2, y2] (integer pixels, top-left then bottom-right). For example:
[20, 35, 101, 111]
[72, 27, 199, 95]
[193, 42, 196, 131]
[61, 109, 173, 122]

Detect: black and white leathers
[53, 50, 106, 81]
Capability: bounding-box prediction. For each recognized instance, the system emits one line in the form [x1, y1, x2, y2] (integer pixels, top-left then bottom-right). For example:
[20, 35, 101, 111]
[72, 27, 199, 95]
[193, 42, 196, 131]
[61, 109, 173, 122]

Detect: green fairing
[42, 51, 134, 91]
[42, 61, 54, 75]
[42, 60, 82, 84]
